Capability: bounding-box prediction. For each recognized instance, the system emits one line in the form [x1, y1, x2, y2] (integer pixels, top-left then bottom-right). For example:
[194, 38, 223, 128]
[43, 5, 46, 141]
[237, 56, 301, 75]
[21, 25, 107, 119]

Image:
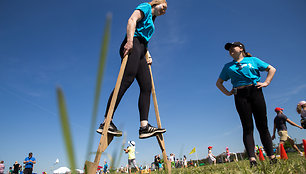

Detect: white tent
[53, 167, 71, 174]
[75, 169, 84, 174]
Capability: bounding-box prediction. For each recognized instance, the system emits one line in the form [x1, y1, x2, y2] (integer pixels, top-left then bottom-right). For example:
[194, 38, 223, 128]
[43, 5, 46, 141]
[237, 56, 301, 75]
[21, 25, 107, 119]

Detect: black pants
[234, 85, 273, 158]
[104, 37, 151, 121]
[24, 168, 33, 174]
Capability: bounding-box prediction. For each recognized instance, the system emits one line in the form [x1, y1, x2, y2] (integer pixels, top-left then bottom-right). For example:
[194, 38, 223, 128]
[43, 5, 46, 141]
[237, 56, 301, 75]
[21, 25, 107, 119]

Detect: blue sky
[1, 0, 306, 173]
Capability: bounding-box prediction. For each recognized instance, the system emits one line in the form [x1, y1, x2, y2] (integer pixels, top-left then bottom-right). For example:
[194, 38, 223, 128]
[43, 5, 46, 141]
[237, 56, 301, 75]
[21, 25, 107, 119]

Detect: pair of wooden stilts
[85, 51, 171, 174]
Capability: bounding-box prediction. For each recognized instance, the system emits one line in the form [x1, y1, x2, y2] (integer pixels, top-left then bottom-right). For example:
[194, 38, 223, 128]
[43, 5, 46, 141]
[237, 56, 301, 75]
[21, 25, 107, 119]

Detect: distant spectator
[103, 161, 108, 174]
[175, 158, 179, 168]
[124, 141, 139, 174]
[13, 161, 20, 174]
[225, 147, 230, 162]
[23, 152, 36, 174]
[0, 161, 5, 174]
[207, 146, 216, 165]
[272, 107, 303, 156]
[154, 155, 160, 171]
[8, 167, 13, 174]
[296, 101, 306, 128]
[183, 156, 187, 168]
[169, 153, 175, 168]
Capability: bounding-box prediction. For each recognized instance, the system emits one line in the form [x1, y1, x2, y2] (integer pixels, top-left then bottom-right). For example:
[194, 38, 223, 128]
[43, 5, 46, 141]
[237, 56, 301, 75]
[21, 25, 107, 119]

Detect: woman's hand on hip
[256, 82, 269, 88]
[123, 41, 133, 58]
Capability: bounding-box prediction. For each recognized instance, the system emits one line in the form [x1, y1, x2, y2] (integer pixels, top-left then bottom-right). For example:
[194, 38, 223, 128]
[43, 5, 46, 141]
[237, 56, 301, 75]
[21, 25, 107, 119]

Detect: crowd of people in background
[0, 152, 36, 174]
[152, 153, 187, 170]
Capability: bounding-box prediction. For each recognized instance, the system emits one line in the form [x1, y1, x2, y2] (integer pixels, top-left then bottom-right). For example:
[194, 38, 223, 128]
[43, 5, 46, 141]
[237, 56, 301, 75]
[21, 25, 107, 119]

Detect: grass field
[149, 153, 306, 174]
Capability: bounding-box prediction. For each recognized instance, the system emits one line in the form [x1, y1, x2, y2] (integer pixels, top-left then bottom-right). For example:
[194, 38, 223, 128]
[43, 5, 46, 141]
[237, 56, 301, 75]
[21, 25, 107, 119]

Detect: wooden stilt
[85, 55, 128, 174]
[146, 51, 171, 174]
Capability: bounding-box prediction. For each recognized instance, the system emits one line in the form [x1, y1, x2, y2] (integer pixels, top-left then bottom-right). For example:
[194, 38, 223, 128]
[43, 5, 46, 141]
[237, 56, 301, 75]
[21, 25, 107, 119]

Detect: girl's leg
[135, 55, 152, 123]
[234, 94, 256, 160]
[288, 137, 302, 154]
[251, 88, 274, 158]
[103, 38, 144, 119]
[278, 141, 285, 155]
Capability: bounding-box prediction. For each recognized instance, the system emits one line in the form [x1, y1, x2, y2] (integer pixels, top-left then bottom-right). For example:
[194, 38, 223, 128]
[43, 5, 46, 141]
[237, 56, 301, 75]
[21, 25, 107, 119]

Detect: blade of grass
[114, 133, 127, 168]
[56, 87, 76, 173]
[86, 13, 112, 161]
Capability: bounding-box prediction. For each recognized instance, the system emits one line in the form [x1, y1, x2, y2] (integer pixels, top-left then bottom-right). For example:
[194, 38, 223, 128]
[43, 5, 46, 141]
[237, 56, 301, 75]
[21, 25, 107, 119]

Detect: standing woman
[96, 0, 168, 139]
[216, 42, 277, 167]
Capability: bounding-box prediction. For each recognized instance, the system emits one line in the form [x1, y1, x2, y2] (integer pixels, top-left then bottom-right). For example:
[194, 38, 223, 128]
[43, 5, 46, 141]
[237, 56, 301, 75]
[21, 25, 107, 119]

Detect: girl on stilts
[97, 0, 167, 139]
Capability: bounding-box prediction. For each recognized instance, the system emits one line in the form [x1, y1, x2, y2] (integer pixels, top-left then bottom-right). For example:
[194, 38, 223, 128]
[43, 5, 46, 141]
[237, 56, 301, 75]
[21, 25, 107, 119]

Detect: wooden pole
[145, 51, 171, 174]
[85, 55, 128, 174]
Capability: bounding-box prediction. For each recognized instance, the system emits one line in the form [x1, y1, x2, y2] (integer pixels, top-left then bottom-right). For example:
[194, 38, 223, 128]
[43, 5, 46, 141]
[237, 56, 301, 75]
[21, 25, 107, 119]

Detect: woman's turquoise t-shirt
[134, 3, 155, 43]
[219, 57, 270, 88]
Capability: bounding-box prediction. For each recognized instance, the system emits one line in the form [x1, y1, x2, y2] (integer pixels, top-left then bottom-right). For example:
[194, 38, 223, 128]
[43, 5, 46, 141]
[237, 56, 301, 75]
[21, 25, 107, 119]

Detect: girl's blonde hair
[297, 101, 306, 114]
[297, 104, 302, 114]
[148, 0, 167, 7]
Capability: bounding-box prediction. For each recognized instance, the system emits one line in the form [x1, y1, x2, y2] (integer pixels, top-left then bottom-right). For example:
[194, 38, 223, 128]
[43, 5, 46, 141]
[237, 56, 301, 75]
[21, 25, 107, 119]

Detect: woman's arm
[123, 10, 144, 57]
[256, 65, 276, 88]
[216, 78, 232, 96]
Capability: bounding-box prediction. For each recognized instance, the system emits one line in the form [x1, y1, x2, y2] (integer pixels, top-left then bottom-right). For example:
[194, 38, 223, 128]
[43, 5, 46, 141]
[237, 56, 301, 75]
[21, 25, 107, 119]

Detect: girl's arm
[256, 65, 276, 88]
[123, 10, 144, 57]
[286, 118, 303, 129]
[216, 78, 233, 96]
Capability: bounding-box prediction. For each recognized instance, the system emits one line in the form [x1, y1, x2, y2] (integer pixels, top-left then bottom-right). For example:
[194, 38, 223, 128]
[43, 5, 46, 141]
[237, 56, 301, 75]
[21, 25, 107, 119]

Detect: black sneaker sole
[96, 129, 122, 137]
[139, 132, 156, 139]
[139, 129, 166, 139]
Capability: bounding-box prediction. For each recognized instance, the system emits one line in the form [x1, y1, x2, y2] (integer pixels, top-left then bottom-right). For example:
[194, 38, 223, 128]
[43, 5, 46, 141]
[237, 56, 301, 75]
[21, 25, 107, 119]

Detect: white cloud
[270, 84, 306, 104]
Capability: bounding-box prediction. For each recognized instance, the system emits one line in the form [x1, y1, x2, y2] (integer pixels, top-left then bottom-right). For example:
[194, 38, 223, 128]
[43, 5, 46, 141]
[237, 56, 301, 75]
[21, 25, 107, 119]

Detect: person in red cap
[206, 146, 216, 165]
[271, 107, 303, 156]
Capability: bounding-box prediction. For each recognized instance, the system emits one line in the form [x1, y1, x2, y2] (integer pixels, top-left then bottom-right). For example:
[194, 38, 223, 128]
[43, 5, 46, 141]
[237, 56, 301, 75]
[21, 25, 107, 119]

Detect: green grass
[148, 153, 306, 174]
[56, 87, 77, 173]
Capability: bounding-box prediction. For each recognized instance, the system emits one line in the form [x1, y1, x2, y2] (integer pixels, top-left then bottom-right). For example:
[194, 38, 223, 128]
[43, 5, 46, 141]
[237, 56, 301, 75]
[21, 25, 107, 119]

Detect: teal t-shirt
[134, 3, 154, 43]
[219, 57, 269, 87]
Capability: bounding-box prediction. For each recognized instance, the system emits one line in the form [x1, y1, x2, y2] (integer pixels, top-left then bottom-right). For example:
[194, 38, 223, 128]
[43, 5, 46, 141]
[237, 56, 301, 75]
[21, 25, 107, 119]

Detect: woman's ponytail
[243, 51, 252, 57]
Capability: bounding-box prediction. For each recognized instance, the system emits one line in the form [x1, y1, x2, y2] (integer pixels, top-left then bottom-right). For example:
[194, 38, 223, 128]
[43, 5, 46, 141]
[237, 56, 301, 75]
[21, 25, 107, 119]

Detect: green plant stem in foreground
[57, 87, 77, 174]
[86, 13, 112, 161]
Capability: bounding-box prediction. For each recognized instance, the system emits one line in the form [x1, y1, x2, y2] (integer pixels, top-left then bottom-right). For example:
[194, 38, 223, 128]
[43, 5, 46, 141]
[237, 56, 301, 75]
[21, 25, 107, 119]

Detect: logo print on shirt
[248, 63, 254, 69]
[237, 63, 247, 70]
